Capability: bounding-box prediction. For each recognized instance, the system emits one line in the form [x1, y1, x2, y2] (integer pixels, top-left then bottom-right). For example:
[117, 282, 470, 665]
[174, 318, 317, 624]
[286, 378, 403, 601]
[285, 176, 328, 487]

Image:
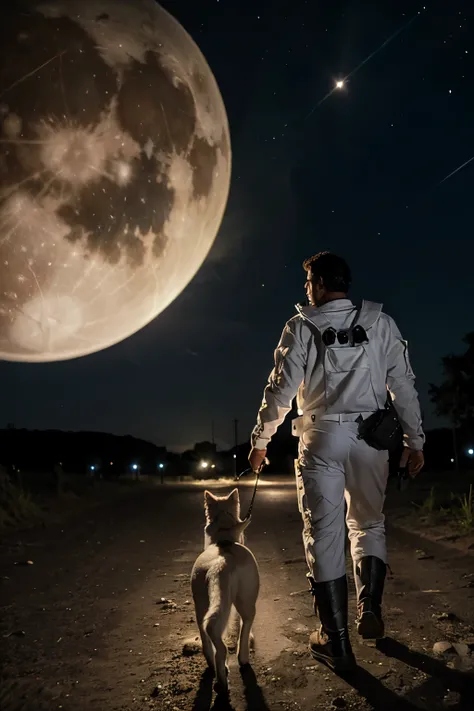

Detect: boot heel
[355, 556, 386, 640]
[335, 654, 357, 673]
[308, 576, 357, 672]
[357, 610, 385, 640]
[310, 646, 356, 672]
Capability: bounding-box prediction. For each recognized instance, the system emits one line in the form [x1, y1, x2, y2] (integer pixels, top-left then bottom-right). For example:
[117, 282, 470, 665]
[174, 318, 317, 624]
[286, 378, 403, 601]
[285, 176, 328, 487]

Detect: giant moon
[0, 0, 231, 362]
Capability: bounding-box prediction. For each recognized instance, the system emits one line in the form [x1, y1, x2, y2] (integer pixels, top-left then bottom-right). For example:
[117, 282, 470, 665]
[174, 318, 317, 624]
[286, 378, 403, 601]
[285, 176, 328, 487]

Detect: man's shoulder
[355, 301, 398, 337]
[378, 310, 397, 328]
[358, 300, 393, 324]
[287, 314, 302, 327]
[368, 308, 400, 341]
[283, 314, 312, 340]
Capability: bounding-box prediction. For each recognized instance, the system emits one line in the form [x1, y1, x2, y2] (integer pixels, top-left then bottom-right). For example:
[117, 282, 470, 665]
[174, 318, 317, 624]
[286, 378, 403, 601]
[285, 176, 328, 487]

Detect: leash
[235, 458, 269, 521]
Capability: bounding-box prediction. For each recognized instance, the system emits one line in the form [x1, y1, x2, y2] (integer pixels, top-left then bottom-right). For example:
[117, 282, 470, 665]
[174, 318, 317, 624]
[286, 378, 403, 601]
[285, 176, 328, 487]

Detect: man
[249, 251, 424, 672]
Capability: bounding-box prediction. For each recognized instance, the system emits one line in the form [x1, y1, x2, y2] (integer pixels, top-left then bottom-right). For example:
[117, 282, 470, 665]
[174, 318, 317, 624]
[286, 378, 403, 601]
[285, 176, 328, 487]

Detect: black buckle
[322, 326, 368, 346]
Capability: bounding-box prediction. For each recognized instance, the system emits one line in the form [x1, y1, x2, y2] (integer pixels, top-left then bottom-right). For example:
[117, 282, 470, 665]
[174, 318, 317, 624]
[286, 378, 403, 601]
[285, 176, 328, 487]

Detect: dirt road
[1, 477, 473, 711]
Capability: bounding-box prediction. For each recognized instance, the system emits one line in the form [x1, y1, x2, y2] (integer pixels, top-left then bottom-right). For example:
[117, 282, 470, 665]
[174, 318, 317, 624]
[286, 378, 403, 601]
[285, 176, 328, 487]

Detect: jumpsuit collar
[317, 299, 354, 312]
[295, 299, 355, 319]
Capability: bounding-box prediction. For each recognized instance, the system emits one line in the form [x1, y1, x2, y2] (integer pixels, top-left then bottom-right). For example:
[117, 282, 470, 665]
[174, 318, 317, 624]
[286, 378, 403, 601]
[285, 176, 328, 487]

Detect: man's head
[303, 251, 351, 307]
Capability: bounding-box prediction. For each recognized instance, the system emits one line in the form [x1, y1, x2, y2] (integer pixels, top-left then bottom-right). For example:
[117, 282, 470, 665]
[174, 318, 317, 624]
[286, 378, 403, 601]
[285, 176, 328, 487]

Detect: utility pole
[233, 418, 239, 478]
[452, 388, 460, 475]
[452, 423, 460, 474]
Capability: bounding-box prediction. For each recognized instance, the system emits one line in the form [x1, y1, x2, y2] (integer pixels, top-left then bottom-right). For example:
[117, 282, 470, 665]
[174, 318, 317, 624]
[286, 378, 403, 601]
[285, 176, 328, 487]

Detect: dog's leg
[207, 628, 229, 694]
[193, 597, 215, 672]
[224, 604, 240, 652]
[197, 619, 215, 672]
[234, 598, 256, 667]
[203, 573, 231, 694]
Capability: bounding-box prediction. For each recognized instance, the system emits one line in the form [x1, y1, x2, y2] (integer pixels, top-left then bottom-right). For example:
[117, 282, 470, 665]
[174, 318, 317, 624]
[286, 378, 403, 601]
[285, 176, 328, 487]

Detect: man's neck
[319, 292, 348, 305]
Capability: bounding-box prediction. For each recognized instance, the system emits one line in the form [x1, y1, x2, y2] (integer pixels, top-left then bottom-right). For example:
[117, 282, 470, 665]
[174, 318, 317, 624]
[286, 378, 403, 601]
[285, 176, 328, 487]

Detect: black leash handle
[397, 465, 410, 492]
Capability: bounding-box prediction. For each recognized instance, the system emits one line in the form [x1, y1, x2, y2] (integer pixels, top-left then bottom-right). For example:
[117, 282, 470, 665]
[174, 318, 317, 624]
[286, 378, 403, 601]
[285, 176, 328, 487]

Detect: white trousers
[296, 419, 389, 584]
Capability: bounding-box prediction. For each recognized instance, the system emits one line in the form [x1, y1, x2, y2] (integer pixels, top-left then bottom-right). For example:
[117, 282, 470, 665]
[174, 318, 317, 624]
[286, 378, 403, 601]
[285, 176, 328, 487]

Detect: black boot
[355, 556, 386, 640]
[307, 574, 356, 672]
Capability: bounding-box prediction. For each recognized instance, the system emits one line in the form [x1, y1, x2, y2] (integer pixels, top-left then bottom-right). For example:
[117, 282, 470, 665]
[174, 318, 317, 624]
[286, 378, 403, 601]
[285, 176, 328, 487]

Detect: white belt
[292, 410, 373, 436]
[320, 413, 371, 422]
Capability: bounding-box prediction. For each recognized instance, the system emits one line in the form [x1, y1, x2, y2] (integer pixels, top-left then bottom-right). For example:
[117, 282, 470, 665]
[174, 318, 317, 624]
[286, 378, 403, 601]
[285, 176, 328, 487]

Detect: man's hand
[400, 448, 424, 476]
[249, 447, 267, 473]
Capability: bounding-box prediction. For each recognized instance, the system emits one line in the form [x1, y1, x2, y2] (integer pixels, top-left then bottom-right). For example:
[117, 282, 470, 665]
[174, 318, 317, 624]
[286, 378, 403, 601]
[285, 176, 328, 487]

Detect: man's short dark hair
[303, 251, 352, 292]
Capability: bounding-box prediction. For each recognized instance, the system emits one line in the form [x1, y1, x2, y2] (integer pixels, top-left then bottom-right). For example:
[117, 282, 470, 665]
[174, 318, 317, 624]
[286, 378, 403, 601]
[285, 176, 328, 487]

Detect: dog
[191, 488, 260, 694]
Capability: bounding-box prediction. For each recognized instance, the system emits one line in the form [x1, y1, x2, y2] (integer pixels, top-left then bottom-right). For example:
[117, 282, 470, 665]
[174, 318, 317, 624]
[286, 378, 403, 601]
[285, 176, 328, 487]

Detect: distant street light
[468, 448, 474, 457]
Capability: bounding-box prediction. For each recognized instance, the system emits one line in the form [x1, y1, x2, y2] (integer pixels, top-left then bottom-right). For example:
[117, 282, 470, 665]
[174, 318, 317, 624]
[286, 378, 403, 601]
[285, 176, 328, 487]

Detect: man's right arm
[385, 317, 425, 451]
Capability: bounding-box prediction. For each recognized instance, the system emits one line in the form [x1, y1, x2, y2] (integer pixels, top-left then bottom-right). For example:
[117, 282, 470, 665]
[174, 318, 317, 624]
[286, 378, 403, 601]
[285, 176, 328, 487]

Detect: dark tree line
[429, 331, 474, 470]
[0, 428, 169, 476]
[429, 332, 474, 426]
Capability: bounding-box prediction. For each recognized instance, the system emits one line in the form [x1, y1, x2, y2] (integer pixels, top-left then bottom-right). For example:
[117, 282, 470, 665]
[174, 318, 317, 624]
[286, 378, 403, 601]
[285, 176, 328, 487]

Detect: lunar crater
[40, 125, 108, 186]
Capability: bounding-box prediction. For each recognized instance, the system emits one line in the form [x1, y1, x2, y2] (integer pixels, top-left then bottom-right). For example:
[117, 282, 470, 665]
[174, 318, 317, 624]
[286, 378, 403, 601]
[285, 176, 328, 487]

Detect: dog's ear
[204, 490, 216, 515]
[228, 488, 239, 501]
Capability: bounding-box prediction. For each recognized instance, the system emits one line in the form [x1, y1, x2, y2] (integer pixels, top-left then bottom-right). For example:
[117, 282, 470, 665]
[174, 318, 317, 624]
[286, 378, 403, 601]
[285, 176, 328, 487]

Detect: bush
[0, 470, 42, 530]
[457, 484, 474, 533]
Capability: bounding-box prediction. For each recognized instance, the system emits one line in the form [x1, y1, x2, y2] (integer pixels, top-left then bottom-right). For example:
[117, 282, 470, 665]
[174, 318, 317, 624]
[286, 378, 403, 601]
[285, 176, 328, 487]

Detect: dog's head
[203, 488, 250, 547]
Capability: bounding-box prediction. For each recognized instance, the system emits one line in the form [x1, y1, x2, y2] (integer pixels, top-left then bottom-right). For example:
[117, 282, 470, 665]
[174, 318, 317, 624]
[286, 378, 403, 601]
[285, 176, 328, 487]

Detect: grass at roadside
[410, 482, 474, 533]
[0, 468, 158, 535]
[386, 469, 474, 549]
[0, 474, 42, 530]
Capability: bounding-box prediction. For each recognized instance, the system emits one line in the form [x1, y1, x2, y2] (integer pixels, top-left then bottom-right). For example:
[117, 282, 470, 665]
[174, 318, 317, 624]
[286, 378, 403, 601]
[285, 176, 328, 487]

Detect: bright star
[335, 80, 344, 89]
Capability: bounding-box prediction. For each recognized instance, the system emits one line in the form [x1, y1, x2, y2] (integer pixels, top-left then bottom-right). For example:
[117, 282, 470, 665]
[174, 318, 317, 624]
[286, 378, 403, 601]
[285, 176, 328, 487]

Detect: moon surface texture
[0, 0, 231, 362]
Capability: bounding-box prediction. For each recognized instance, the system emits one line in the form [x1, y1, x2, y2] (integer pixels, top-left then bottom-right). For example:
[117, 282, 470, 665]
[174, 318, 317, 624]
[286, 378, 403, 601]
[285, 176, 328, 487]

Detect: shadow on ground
[340, 664, 420, 710]
[377, 637, 474, 710]
[191, 664, 270, 711]
[309, 635, 474, 711]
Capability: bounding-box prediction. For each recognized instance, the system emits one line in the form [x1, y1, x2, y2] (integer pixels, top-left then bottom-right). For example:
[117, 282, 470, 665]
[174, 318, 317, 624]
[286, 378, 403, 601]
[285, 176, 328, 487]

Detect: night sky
[1, 0, 473, 452]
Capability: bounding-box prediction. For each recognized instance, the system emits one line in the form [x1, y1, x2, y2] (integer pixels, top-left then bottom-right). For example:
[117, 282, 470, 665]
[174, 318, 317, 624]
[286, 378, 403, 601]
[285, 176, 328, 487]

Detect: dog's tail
[203, 564, 232, 646]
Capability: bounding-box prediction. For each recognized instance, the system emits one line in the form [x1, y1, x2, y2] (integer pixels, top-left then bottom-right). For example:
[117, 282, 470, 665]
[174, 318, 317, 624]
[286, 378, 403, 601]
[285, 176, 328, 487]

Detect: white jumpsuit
[251, 299, 424, 583]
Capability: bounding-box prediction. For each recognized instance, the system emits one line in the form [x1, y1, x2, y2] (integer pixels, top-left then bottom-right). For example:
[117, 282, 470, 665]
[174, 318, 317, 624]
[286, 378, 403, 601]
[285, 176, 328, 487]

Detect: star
[335, 80, 344, 89]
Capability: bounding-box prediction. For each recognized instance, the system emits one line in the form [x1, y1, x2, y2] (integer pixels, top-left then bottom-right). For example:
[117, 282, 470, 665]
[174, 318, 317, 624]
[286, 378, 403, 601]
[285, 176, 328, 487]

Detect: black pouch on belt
[357, 396, 403, 452]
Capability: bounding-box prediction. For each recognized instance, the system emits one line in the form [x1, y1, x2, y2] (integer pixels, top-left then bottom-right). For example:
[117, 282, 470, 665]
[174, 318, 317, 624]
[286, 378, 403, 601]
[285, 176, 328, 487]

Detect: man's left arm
[250, 318, 307, 457]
